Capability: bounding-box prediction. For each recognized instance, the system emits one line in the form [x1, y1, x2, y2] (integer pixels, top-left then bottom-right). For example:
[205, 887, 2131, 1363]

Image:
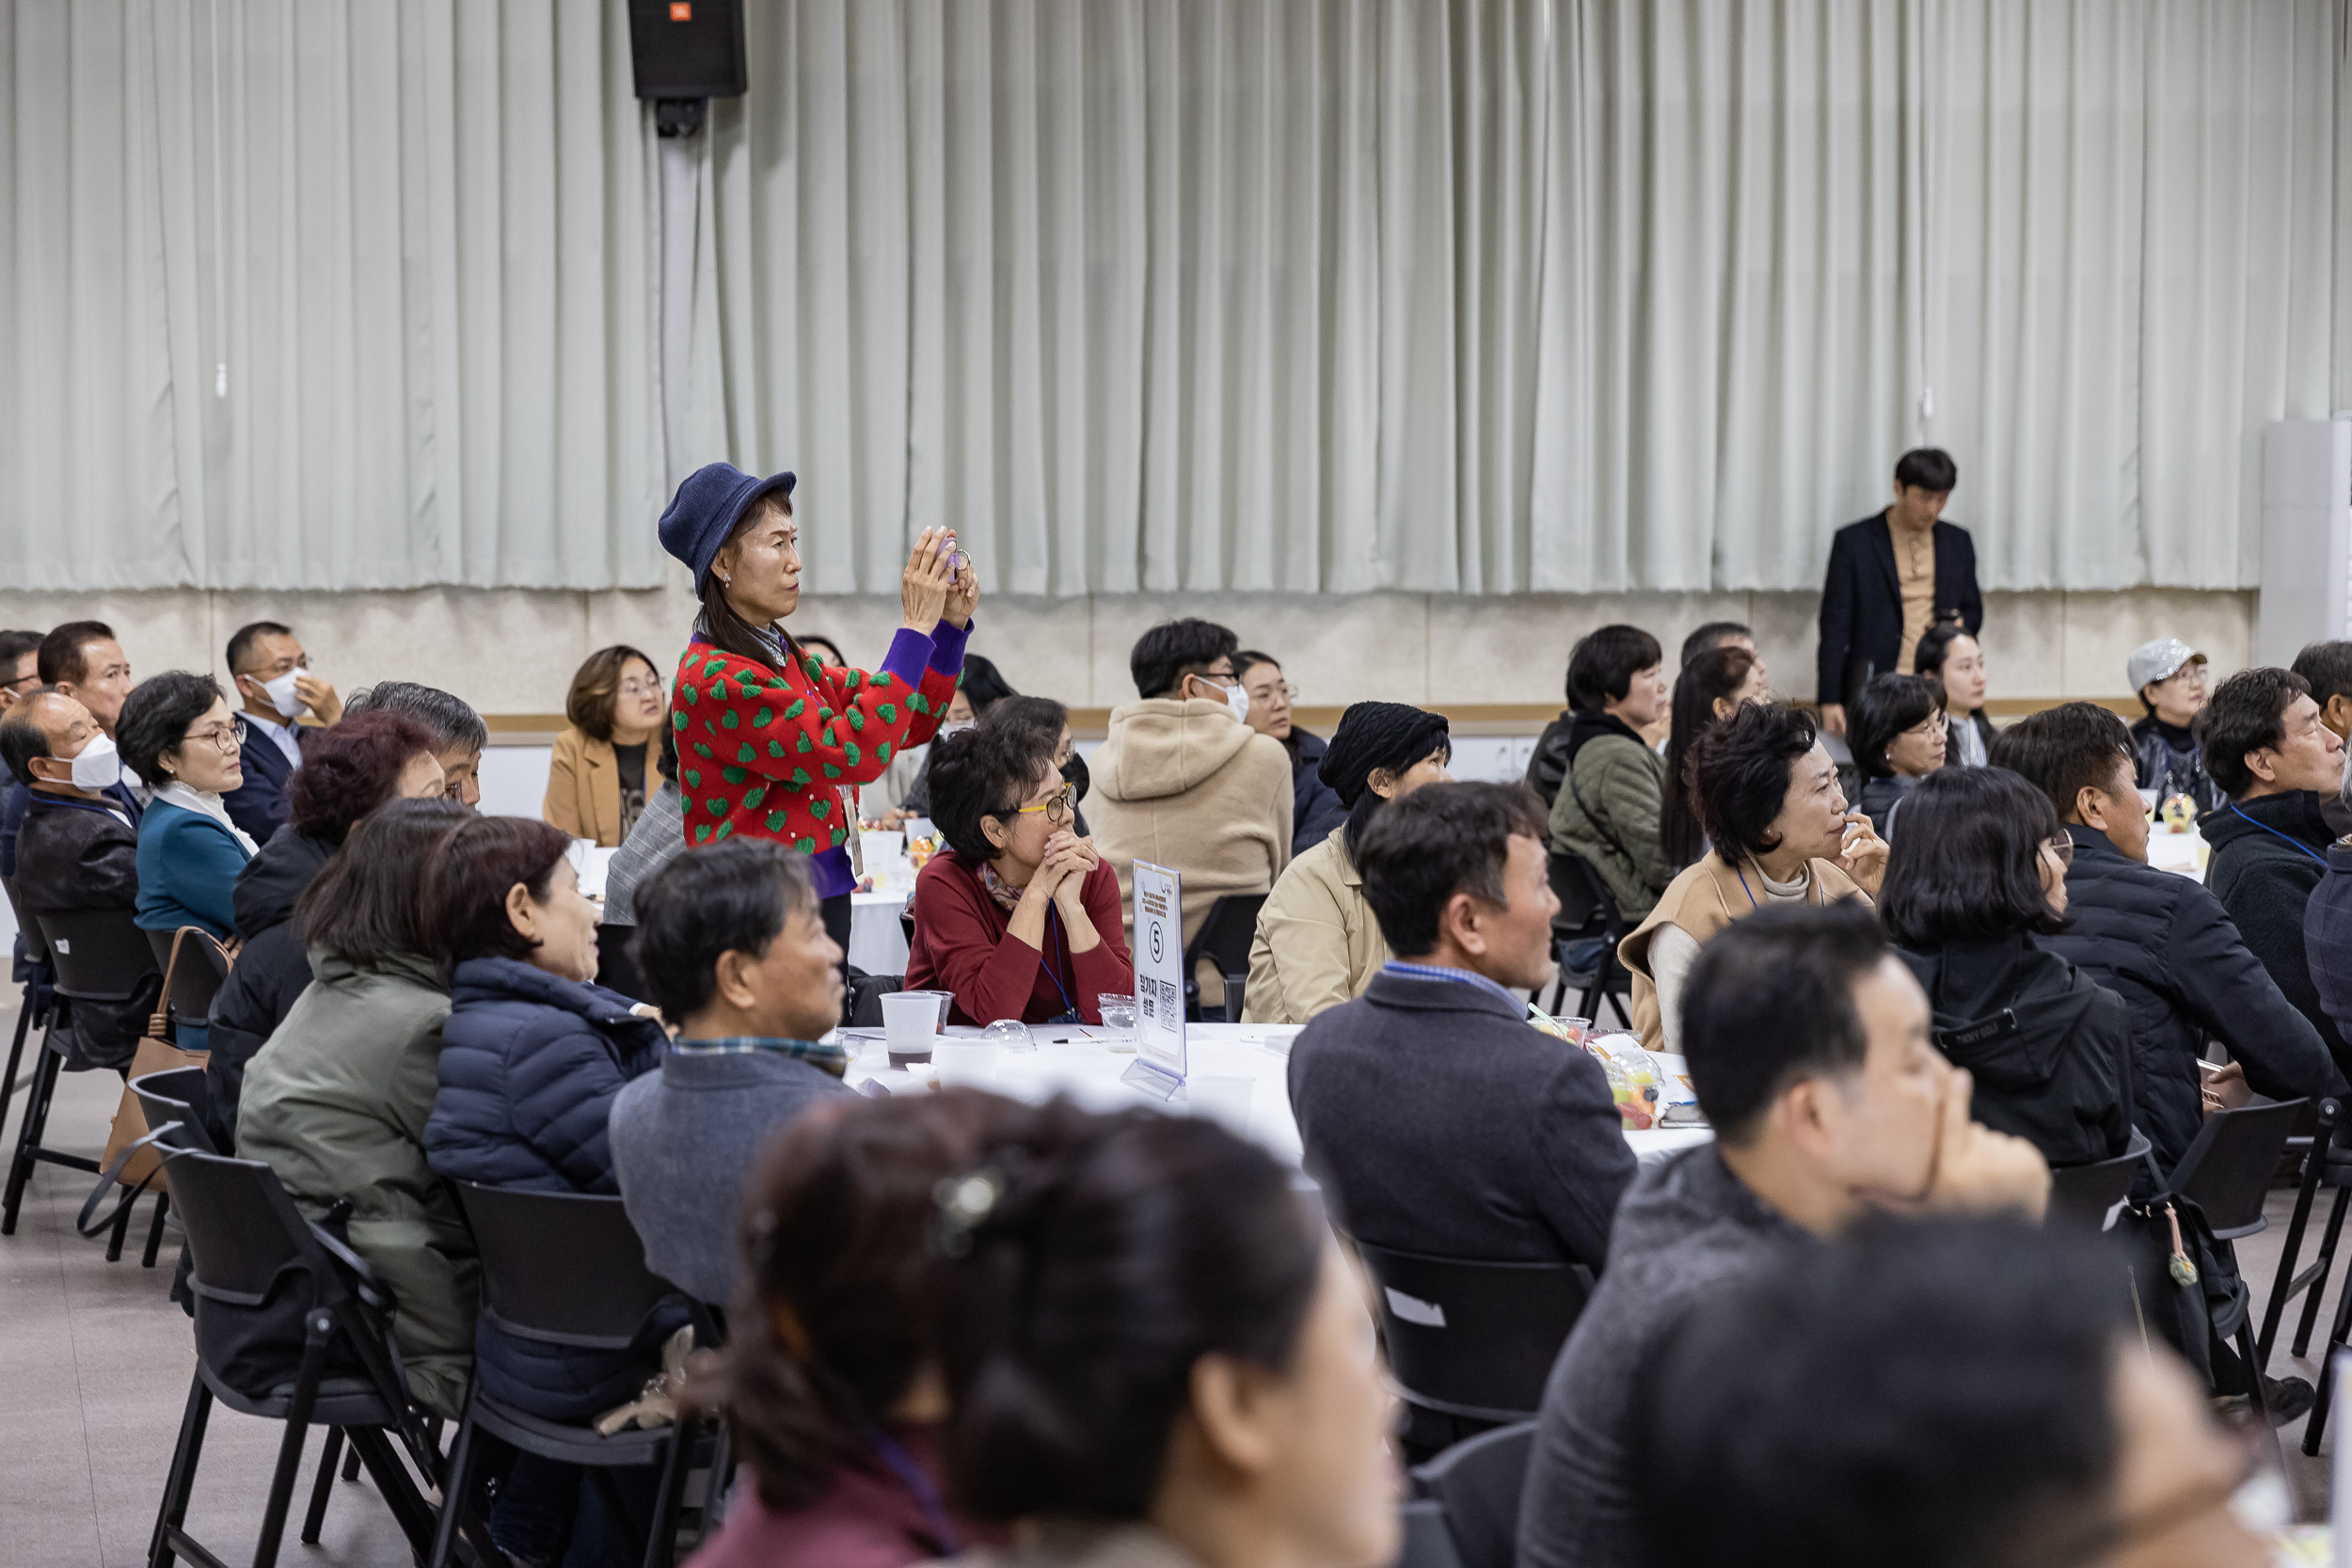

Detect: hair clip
[931, 1167, 1006, 1259]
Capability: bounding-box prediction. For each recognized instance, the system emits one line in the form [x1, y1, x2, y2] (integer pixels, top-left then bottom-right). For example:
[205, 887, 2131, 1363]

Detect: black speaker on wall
[628, 0, 748, 136]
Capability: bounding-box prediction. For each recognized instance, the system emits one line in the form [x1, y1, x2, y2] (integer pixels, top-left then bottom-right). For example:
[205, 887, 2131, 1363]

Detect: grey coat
[607, 1045, 855, 1305]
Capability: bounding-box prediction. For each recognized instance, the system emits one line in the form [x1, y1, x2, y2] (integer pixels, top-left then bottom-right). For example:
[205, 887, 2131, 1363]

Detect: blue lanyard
[864, 1428, 961, 1556]
[1037, 905, 1077, 1019]
[2225, 803, 2328, 866]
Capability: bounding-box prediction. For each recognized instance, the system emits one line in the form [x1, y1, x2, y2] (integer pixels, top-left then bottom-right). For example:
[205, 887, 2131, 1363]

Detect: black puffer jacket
[2041, 824, 2343, 1171]
[2201, 791, 2352, 1080]
[1896, 933, 2136, 1167]
[204, 826, 336, 1149]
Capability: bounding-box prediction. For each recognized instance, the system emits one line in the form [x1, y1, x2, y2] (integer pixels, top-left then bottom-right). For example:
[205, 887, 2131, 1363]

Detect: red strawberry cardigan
[671, 619, 969, 898]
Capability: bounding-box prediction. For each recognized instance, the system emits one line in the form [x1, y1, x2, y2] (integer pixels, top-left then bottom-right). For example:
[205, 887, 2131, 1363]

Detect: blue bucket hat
[659, 462, 797, 592]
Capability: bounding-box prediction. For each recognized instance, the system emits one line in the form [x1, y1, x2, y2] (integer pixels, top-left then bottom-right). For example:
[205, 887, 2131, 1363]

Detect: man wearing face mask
[1088, 619, 1294, 1015]
[0, 690, 155, 1069]
[221, 621, 344, 843]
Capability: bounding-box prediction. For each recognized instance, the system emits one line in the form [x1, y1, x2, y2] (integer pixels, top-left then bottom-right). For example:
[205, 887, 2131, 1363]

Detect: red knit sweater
[904, 850, 1136, 1026]
[671, 623, 964, 896]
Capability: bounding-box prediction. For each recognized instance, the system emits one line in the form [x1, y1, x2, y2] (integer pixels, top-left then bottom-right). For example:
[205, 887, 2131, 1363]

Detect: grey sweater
[1516, 1146, 1808, 1568]
[607, 1046, 854, 1305]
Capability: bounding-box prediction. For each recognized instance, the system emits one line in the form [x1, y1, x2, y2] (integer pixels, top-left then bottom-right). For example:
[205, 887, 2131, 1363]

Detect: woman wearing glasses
[1878, 765, 2136, 1165]
[119, 671, 256, 947]
[904, 725, 1134, 1026]
[1849, 672, 1948, 839]
[544, 643, 667, 847]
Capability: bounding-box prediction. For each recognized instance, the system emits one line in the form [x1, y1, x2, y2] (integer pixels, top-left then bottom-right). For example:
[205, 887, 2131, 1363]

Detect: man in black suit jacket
[1816, 448, 1981, 737]
[221, 621, 343, 842]
[1287, 781, 1634, 1274]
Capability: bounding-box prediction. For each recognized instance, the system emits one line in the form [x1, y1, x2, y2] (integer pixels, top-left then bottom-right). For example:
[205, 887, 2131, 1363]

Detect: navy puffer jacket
[423, 956, 672, 1417]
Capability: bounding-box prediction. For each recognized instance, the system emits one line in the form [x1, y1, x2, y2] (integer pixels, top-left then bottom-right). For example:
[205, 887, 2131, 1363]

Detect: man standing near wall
[1815, 449, 1982, 737]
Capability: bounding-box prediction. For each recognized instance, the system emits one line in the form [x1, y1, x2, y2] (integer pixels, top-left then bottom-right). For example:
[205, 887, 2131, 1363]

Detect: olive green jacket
[1548, 730, 1673, 922]
[234, 949, 475, 1418]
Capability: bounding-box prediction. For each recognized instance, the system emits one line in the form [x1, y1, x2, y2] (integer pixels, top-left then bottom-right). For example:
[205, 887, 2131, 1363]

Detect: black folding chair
[1542, 851, 1629, 1029]
[430, 1182, 707, 1568]
[2046, 1128, 2153, 1229]
[1394, 1498, 1468, 1568]
[1350, 1237, 1593, 1458]
[2, 907, 158, 1243]
[1184, 893, 1266, 1022]
[1411, 1421, 1538, 1568]
[0, 876, 56, 1155]
[147, 1147, 453, 1568]
[2257, 1099, 2343, 1372]
[147, 926, 231, 1045]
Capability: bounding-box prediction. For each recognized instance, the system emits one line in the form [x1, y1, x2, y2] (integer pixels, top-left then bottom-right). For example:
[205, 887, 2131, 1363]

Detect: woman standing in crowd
[659, 462, 974, 950]
[1878, 768, 2135, 1166]
[1659, 644, 1771, 869]
[1619, 703, 1887, 1053]
[234, 799, 475, 1417]
[1548, 626, 1675, 922]
[684, 1092, 1025, 1568]
[1243, 702, 1452, 1025]
[927, 1103, 1399, 1568]
[1849, 673, 1947, 839]
[1914, 625, 1994, 768]
[905, 726, 1132, 1026]
[119, 673, 255, 951]
[207, 712, 446, 1144]
[545, 644, 667, 848]
[1236, 650, 1338, 845]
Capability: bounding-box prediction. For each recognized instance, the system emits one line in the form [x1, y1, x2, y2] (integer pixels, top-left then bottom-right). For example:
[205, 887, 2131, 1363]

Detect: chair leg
[2, 1045, 60, 1234]
[301, 1427, 344, 1545]
[2258, 1117, 2335, 1370]
[2295, 1184, 2352, 1358]
[104, 1184, 135, 1262]
[2301, 1264, 2352, 1455]
[250, 1313, 333, 1568]
[691, 1418, 735, 1549]
[0, 988, 34, 1151]
[644, 1416, 700, 1568]
[343, 1442, 363, 1482]
[140, 1191, 170, 1269]
[147, 1371, 213, 1568]
[425, 1408, 484, 1568]
[344, 1424, 450, 1564]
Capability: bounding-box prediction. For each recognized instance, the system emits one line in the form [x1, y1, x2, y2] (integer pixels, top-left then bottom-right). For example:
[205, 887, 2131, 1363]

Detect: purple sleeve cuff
[878, 627, 935, 693]
[927, 617, 973, 678]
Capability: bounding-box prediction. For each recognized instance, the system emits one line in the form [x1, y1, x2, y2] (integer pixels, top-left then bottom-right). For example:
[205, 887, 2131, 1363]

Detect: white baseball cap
[2126, 639, 2205, 694]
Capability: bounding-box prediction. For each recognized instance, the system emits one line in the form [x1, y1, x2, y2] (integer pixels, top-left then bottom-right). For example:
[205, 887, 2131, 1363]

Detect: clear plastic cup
[1098, 993, 1139, 1036]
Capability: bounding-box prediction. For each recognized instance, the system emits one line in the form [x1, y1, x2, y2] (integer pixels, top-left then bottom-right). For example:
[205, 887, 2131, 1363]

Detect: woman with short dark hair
[1660, 645, 1771, 868]
[546, 643, 665, 847]
[928, 1102, 1398, 1568]
[904, 726, 1133, 1026]
[421, 813, 675, 1563]
[1849, 673, 1947, 838]
[683, 1092, 1027, 1568]
[1880, 768, 2134, 1164]
[206, 711, 448, 1141]
[120, 671, 254, 942]
[979, 694, 1090, 835]
[1619, 703, 1887, 1053]
[1547, 626, 1675, 922]
[234, 798, 475, 1417]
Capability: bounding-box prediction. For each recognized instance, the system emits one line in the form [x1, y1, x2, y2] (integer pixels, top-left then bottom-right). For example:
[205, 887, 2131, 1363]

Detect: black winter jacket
[2201, 791, 2351, 1081]
[15, 792, 152, 1070]
[203, 827, 336, 1148]
[2041, 824, 2343, 1171]
[1896, 933, 2136, 1167]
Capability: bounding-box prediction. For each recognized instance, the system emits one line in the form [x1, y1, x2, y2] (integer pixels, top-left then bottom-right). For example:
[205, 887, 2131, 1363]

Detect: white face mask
[1218, 678, 1251, 725]
[68, 734, 122, 792]
[939, 720, 976, 738]
[258, 668, 309, 721]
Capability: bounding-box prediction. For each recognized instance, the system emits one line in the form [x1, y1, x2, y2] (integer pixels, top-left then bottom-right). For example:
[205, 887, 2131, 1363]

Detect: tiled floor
[1, 1003, 2344, 1564]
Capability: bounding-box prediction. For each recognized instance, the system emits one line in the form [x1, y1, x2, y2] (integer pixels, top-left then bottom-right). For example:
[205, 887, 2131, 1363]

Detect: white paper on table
[568, 840, 618, 903]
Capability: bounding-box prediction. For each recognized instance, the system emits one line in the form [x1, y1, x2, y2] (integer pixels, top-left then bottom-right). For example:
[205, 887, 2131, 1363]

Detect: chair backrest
[1184, 894, 1266, 981]
[167, 1148, 319, 1300]
[451, 1180, 682, 1348]
[2046, 1128, 2151, 1227]
[1547, 850, 1619, 939]
[1351, 1238, 1594, 1421]
[2168, 1096, 2306, 1236]
[1394, 1498, 1468, 1568]
[130, 1067, 219, 1156]
[147, 926, 231, 1022]
[40, 908, 161, 1001]
[2, 875, 50, 966]
[1412, 1421, 1538, 1568]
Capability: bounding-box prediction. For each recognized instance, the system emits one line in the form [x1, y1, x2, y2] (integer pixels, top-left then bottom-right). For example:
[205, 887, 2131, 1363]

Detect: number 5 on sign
[1124, 861, 1187, 1101]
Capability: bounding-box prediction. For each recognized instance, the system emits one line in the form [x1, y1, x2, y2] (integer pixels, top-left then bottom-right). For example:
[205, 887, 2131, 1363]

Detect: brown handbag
[101, 927, 233, 1192]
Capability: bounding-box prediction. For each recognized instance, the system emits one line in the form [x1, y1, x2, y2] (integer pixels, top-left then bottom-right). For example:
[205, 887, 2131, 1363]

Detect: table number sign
[1124, 861, 1188, 1101]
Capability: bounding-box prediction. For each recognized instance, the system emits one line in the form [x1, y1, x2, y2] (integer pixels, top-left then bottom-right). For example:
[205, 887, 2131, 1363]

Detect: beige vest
[1617, 852, 1870, 1046]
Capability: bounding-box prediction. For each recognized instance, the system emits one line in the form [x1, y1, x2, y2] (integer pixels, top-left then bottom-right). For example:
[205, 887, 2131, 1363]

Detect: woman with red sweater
[905, 725, 1135, 1025]
[659, 462, 977, 947]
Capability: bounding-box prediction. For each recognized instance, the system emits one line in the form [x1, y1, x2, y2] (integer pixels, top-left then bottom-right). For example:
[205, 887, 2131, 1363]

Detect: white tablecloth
[841, 1022, 1711, 1167]
[849, 890, 913, 975]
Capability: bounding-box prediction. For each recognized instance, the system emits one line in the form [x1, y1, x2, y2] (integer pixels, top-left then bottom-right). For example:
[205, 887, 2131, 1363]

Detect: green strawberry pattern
[672, 637, 959, 864]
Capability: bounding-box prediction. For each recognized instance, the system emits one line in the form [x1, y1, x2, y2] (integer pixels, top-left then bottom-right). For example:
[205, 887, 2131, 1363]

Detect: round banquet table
[839, 1021, 1712, 1167]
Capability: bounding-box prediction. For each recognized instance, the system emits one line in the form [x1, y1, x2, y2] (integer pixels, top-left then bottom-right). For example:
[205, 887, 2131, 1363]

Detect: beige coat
[1240, 832, 1388, 1024]
[1088, 697, 1294, 1006]
[544, 727, 653, 848]
[1616, 851, 1869, 1050]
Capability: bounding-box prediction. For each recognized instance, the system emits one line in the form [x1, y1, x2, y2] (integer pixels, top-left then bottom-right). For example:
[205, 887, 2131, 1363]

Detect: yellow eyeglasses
[1015, 784, 1074, 824]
